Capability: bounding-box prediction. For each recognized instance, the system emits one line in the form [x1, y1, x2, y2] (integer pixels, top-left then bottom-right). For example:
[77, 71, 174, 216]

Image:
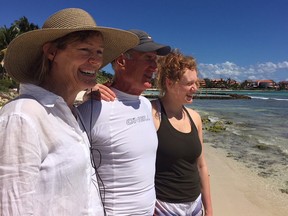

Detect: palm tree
[0, 16, 39, 50]
[14, 16, 39, 34]
[0, 26, 17, 77]
[0, 25, 18, 50]
[0, 17, 39, 90]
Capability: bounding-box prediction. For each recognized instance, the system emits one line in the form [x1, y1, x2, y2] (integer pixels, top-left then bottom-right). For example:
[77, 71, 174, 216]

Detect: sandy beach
[205, 144, 288, 216]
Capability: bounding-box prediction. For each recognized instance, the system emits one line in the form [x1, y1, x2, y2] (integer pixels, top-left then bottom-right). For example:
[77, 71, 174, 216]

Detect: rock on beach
[0, 89, 18, 108]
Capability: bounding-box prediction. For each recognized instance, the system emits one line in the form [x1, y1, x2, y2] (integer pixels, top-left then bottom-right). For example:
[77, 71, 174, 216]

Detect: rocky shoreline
[0, 89, 18, 108]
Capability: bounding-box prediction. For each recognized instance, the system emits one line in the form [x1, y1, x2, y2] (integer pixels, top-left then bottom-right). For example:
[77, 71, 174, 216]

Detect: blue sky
[1, 0, 287, 82]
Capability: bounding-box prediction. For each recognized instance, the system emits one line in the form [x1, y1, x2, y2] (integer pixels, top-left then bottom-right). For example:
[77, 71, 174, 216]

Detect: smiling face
[113, 50, 158, 95]
[168, 68, 198, 104]
[43, 32, 104, 97]
[157, 51, 198, 104]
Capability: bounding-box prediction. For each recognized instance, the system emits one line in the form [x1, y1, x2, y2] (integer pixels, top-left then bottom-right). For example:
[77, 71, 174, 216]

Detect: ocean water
[188, 90, 288, 194]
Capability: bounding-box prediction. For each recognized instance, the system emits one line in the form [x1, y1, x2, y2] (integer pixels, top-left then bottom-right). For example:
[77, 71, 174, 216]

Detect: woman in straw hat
[0, 8, 138, 215]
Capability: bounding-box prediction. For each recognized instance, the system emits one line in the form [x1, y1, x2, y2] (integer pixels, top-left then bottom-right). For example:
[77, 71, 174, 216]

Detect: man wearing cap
[78, 30, 171, 215]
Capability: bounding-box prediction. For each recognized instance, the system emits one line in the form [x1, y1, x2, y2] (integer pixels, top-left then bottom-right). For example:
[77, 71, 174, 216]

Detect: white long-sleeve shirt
[0, 84, 104, 216]
[77, 88, 158, 216]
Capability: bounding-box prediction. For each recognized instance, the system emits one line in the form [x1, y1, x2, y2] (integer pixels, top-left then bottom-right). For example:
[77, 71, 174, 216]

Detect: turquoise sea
[189, 90, 288, 194]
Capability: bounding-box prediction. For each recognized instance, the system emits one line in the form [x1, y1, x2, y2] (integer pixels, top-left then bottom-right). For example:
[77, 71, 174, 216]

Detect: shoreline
[142, 88, 255, 99]
[205, 144, 288, 216]
[142, 93, 251, 100]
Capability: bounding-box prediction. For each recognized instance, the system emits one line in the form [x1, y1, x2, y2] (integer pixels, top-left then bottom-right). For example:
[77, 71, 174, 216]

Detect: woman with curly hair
[152, 50, 213, 216]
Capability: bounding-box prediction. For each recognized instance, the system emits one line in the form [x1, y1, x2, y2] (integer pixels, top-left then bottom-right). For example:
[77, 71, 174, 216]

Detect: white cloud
[254, 62, 277, 73]
[247, 75, 257, 80]
[277, 61, 288, 69]
[198, 60, 288, 82]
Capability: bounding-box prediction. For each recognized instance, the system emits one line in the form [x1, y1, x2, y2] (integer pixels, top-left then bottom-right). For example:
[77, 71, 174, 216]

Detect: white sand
[205, 144, 288, 216]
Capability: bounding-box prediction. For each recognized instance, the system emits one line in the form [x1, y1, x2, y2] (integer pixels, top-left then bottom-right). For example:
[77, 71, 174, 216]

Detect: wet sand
[205, 144, 288, 216]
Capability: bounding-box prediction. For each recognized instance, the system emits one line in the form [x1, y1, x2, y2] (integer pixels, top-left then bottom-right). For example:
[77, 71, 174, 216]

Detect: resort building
[256, 80, 278, 89]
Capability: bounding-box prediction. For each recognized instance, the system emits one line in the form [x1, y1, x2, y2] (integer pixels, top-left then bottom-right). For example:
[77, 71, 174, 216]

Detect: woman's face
[170, 68, 198, 104]
[48, 33, 104, 93]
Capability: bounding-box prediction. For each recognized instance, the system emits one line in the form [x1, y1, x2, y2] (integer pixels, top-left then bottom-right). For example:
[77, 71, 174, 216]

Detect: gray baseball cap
[128, 29, 171, 56]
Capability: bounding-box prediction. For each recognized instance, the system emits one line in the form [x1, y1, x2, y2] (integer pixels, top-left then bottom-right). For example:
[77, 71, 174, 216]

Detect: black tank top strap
[183, 106, 198, 131]
[158, 99, 167, 115]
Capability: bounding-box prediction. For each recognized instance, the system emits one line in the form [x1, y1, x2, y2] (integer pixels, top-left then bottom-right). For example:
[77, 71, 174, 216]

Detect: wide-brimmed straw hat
[4, 8, 139, 83]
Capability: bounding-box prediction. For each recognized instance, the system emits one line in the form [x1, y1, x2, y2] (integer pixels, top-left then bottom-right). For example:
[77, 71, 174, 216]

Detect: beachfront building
[241, 79, 279, 90]
[257, 79, 278, 89]
[278, 81, 288, 90]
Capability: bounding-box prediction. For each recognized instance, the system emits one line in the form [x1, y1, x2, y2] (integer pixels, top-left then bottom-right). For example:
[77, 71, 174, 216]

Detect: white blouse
[0, 84, 104, 216]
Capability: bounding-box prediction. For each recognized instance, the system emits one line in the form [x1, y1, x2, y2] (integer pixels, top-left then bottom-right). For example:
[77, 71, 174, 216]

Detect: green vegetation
[205, 121, 226, 132]
[97, 70, 114, 84]
[0, 99, 6, 107]
[0, 78, 17, 92]
[0, 16, 39, 89]
[201, 116, 211, 124]
[201, 116, 230, 133]
[201, 78, 287, 90]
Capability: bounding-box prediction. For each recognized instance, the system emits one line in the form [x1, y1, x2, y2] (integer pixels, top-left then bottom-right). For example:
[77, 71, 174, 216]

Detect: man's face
[123, 50, 158, 94]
